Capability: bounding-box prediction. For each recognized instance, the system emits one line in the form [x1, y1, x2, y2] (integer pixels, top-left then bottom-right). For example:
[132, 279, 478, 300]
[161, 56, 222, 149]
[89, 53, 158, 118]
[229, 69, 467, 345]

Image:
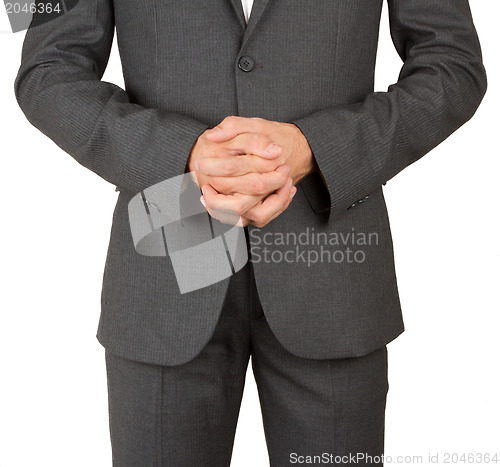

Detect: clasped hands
[186, 116, 317, 228]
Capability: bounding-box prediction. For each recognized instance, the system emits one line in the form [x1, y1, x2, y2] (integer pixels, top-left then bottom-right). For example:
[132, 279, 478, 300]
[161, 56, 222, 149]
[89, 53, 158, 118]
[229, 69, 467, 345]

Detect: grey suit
[14, 0, 486, 464]
[104, 261, 390, 466]
[14, 0, 486, 366]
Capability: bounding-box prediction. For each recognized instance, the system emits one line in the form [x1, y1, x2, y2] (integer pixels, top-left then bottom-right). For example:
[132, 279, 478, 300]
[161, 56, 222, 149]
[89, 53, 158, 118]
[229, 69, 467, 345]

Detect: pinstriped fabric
[14, 0, 486, 365]
[292, 0, 487, 221]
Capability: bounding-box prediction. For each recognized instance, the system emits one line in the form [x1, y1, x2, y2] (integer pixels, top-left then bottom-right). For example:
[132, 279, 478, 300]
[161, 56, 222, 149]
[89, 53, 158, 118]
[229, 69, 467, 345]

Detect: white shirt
[241, 0, 254, 24]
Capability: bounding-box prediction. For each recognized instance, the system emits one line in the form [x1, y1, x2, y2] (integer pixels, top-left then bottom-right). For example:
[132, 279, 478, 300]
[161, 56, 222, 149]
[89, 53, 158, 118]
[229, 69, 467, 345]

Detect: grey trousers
[105, 262, 389, 466]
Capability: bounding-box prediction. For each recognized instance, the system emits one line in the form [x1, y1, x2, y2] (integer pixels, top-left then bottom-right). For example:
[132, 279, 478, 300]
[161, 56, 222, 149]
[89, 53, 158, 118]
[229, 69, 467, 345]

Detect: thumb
[204, 125, 232, 142]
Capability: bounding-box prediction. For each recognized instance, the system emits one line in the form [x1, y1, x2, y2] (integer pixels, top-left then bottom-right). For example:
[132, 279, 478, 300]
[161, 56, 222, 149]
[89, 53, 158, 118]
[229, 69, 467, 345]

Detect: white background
[0, 1, 498, 466]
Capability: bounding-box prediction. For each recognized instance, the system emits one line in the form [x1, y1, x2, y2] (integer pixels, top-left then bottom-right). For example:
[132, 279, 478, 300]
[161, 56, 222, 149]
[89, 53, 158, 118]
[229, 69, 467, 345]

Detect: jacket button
[238, 56, 255, 72]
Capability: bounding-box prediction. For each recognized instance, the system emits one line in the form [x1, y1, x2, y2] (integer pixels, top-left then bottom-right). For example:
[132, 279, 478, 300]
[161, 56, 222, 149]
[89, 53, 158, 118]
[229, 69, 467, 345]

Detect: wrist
[291, 123, 317, 183]
[186, 137, 201, 173]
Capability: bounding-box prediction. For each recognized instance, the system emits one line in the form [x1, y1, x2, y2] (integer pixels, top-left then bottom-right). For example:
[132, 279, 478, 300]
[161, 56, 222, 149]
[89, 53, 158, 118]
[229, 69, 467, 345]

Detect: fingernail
[201, 185, 207, 196]
[194, 160, 199, 171]
[290, 187, 297, 199]
[200, 196, 206, 207]
[266, 142, 281, 154]
[288, 179, 293, 189]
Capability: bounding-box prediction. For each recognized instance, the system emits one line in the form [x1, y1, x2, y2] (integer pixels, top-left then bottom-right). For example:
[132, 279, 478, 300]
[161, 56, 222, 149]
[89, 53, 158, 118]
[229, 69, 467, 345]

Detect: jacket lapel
[229, 0, 271, 50]
[228, 0, 246, 30]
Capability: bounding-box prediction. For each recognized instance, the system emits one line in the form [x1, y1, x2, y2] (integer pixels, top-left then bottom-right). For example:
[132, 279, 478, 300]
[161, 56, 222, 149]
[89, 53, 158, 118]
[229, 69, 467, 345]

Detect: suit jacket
[14, 0, 487, 365]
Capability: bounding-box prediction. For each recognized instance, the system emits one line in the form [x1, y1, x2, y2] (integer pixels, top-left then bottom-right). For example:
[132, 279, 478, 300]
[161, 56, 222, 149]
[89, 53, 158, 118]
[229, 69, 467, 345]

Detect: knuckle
[244, 132, 260, 149]
[277, 172, 288, 185]
[210, 178, 224, 192]
[235, 205, 245, 216]
[253, 215, 267, 228]
[222, 115, 237, 128]
[223, 159, 237, 174]
[235, 200, 248, 215]
[254, 132, 269, 144]
[262, 159, 278, 172]
[237, 157, 248, 172]
[251, 179, 266, 195]
[209, 182, 221, 193]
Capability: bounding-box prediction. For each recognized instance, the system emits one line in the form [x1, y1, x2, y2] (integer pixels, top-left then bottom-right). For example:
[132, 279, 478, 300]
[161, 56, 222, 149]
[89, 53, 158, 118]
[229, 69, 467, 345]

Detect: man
[14, 0, 486, 465]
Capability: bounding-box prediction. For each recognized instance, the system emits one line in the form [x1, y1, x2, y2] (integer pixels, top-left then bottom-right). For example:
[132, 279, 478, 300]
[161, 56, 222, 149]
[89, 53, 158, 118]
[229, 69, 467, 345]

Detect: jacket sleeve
[14, 0, 209, 195]
[292, 0, 487, 220]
